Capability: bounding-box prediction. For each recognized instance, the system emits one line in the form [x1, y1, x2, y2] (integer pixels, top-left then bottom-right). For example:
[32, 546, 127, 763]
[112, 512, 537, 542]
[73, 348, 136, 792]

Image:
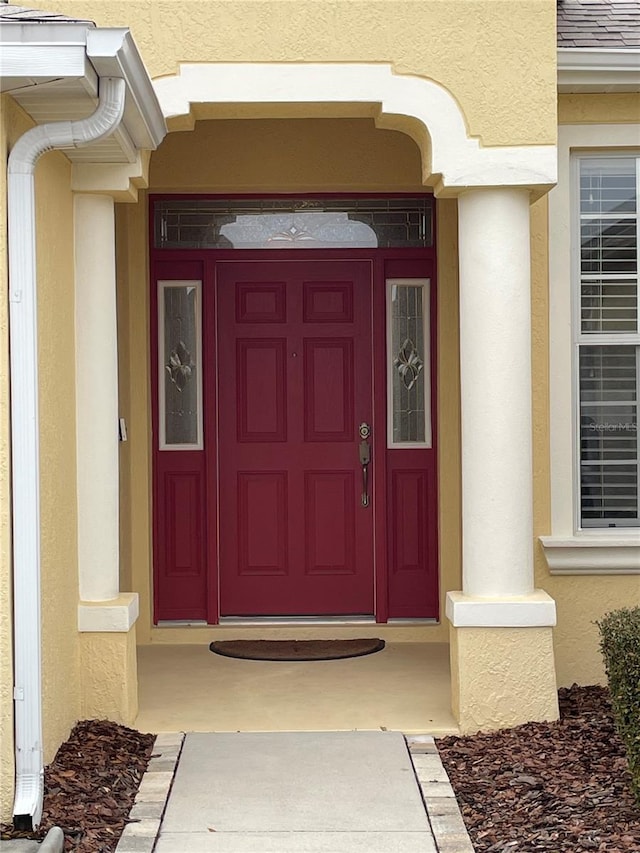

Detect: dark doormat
[209, 638, 385, 661]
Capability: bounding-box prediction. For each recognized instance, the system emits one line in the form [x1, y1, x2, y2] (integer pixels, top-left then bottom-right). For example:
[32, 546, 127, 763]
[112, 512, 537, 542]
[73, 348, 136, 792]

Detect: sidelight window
[387, 279, 431, 448]
[158, 280, 203, 450]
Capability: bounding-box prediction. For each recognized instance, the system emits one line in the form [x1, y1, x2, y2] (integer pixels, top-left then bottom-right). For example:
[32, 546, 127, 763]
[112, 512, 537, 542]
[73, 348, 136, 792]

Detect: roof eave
[0, 21, 94, 90]
[557, 48, 640, 93]
[0, 21, 166, 151]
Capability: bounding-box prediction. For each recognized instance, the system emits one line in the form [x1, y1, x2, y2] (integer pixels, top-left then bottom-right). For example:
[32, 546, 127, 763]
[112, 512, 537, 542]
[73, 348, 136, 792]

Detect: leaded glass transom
[154, 197, 433, 249]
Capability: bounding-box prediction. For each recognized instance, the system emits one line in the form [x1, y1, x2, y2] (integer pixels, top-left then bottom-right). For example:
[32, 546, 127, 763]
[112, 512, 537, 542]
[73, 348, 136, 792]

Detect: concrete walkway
[116, 731, 475, 853]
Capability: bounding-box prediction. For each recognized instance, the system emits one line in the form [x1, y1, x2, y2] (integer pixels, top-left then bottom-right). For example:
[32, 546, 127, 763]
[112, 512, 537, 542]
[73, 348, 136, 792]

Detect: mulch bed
[2, 687, 638, 851]
[1, 719, 155, 852]
[437, 685, 640, 852]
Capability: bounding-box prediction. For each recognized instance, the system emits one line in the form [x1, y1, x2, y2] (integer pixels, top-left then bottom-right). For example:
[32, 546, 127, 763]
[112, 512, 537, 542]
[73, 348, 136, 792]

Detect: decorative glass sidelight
[387, 279, 431, 447]
[154, 197, 433, 249]
[159, 280, 203, 449]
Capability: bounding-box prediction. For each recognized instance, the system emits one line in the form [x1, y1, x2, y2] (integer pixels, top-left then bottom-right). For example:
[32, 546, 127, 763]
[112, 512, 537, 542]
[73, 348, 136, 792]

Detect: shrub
[597, 607, 640, 805]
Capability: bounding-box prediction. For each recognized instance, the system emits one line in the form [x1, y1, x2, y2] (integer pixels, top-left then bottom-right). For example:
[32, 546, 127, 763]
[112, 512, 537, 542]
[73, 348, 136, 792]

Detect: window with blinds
[577, 156, 639, 527]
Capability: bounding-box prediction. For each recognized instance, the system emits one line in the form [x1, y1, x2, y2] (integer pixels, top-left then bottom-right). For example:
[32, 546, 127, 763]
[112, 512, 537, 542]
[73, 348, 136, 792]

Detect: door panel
[217, 259, 374, 616]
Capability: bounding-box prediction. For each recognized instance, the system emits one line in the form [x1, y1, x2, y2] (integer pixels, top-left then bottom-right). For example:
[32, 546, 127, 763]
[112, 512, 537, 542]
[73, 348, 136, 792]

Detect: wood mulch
[2, 687, 638, 851]
[0, 719, 155, 852]
[437, 685, 640, 853]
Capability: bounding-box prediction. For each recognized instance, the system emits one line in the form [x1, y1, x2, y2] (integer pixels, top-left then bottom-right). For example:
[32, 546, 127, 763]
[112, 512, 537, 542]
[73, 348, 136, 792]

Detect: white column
[75, 194, 119, 602]
[457, 188, 534, 598]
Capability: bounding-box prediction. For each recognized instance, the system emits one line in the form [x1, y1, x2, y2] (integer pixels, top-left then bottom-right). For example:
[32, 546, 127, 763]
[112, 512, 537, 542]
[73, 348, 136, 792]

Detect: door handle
[358, 423, 371, 508]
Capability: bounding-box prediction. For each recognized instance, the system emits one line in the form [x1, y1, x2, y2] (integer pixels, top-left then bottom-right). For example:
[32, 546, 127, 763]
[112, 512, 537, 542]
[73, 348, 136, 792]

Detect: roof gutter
[557, 47, 640, 92]
[8, 75, 126, 830]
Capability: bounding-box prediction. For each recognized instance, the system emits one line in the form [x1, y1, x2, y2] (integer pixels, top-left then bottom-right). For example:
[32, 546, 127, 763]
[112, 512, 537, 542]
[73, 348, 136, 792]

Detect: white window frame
[386, 278, 432, 449]
[158, 279, 204, 451]
[541, 125, 640, 574]
[573, 153, 640, 530]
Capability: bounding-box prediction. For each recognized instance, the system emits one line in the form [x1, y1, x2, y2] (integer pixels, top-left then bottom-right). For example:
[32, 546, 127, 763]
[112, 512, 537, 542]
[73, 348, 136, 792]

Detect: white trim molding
[78, 594, 140, 632]
[446, 591, 557, 628]
[540, 536, 640, 574]
[558, 48, 640, 93]
[153, 63, 557, 194]
[545, 123, 640, 576]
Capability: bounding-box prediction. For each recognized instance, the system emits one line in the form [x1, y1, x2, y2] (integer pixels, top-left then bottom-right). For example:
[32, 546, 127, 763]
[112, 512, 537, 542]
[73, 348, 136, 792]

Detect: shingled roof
[0, 4, 93, 23]
[557, 0, 640, 48]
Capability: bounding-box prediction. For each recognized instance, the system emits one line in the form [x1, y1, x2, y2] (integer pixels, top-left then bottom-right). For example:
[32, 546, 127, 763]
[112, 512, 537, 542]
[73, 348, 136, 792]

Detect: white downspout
[8, 76, 126, 830]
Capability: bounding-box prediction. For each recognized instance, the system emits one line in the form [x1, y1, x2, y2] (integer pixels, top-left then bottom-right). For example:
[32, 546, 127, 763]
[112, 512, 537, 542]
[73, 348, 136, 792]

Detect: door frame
[149, 195, 438, 625]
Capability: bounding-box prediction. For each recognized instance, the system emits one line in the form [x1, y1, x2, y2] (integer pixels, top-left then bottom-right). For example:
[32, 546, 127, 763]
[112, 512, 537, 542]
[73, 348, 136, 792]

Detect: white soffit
[0, 21, 165, 161]
[0, 21, 94, 91]
[558, 48, 640, 93]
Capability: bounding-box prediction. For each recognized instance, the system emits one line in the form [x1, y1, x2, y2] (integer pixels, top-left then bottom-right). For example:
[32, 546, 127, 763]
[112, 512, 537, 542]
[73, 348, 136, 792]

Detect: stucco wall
[529, 179, 640, 688]
[149, 119, 425, 193]
[0, 96, 81, 821]
[116, 117, 462, 642]
[558, 93, 640, 124]
[44, 0, 556, 148]
[34, 127, 82, 763]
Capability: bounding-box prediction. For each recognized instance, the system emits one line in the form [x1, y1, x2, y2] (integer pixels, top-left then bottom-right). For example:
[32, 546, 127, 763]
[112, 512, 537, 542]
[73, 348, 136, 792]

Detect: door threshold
[218, 615, 376, 626]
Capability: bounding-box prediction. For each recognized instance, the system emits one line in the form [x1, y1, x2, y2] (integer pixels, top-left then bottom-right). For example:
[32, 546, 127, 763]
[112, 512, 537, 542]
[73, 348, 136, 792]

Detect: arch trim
[153, 63, 557, 193]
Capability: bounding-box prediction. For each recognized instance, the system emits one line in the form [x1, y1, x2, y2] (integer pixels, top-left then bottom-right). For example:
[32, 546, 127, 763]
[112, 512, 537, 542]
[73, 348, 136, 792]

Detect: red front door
[216, 259, 374, 616]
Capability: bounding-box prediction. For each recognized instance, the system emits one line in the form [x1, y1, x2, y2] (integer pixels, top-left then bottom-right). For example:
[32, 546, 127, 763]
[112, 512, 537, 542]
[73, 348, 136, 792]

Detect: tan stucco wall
[116, 212, 133, 595]
[150, 119, 424, 193]
[450, 624, 559, 734]
[529, 184, 640, 688]
[116, 198, 152, 639]
[116, 117, 461, 642]
[0, 96, 82, 821]
[436, 199, 462, 630]
[558, 93, 640, 125]
[33, 131, 82, 764]
[43, 0, 556, 147]
[80, 629, 138, 724]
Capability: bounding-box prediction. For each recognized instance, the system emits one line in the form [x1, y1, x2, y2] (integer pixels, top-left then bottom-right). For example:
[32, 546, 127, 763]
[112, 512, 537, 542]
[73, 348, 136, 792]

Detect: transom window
[154, 197, 433, 250]
[576, 155, 639, 528]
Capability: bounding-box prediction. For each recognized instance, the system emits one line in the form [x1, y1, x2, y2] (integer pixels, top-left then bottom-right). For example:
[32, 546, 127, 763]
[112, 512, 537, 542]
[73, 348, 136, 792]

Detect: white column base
[446, 590, 556, 628]
[78, 593, 139, 633]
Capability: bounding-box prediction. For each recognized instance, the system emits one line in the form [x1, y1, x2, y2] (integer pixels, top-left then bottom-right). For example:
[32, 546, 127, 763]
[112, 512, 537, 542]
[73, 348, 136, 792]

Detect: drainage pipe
[8, 77, 126, 829]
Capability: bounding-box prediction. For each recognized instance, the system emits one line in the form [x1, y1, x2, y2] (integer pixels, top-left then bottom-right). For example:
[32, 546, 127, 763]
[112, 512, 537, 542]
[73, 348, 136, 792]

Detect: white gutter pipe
[8, 76, 126, 830]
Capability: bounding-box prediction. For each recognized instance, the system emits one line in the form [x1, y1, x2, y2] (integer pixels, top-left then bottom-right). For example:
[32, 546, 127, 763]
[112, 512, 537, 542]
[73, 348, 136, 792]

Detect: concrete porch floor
[135, 642, 458, 735]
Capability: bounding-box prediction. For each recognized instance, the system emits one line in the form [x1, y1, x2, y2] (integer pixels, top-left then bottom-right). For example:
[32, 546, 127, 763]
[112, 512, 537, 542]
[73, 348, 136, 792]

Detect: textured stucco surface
[528, 184, 640, 687]
[558, 93, 640, 125]
[435, 199, 462, 616]
[117, 199, 153, 641]
[150, 119, 424, 193]
[545, 577, 640, 686]
[42, 0, 557, 147]
[80, 629, 138, 724]
[450, 625, 559, 734]
[0, 97, 83, 820]
[34, 131, 82, 765]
